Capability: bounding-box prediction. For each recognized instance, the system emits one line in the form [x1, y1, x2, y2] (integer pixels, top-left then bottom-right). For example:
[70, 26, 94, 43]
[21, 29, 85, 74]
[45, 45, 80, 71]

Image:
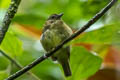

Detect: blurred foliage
[12, 0, 109, 29]
[68, 46, 102, 80]
[0, 71, 9, 80]
[72, 23, 120, 44]
[0, 56, 9, 70]
[0, 31, 23, 58]
[0, 0, 120, 80]
[0, 0, 10, 8]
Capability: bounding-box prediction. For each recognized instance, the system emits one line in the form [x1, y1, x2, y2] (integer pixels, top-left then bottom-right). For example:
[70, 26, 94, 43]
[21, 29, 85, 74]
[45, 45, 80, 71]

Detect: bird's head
[48, 13, 63, 20]
[43, 13, 64, 30]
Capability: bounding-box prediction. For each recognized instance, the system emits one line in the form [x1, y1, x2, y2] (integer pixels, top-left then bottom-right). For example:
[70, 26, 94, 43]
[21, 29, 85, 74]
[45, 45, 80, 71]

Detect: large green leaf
[67, 46, 102, 80]
[0, 31, 23, 57]
[72, 24, 120, 44]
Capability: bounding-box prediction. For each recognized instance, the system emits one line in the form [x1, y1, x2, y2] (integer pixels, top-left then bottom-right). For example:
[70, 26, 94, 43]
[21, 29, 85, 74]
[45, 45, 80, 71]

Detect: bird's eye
[51, 16, 55, 19]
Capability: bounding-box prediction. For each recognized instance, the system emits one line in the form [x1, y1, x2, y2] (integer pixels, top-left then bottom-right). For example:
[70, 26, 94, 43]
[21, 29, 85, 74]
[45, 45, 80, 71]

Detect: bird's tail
[61, 61, 72, 77]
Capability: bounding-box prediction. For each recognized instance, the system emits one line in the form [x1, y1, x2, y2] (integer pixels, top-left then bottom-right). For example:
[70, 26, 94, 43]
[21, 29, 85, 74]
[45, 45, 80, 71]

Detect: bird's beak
[57, 13, 64, 19]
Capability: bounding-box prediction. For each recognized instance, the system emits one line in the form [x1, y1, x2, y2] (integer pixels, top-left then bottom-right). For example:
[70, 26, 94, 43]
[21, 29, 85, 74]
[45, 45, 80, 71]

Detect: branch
[6, 0, 117, 80]
[0, 0, 21, 44]
[0, 50, 40, 80]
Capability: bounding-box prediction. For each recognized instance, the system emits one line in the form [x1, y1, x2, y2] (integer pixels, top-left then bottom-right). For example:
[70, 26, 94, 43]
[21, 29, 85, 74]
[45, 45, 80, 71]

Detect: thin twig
[6, 0, 117, 80]
[0, 50, 40, 80]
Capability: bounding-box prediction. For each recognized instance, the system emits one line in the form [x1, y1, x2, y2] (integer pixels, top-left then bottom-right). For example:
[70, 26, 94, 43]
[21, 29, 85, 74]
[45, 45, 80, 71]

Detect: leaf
[0, 56, 9, 70]
[0, 31, 23, 57]
[72, 24, 120, 45]
[0, 71, 9, 80]
[68, 46, 102, 80]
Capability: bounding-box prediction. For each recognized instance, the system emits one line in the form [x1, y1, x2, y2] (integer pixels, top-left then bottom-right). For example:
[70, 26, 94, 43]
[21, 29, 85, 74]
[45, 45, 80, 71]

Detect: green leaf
[0, 56, 9, 70]
[72, 24, 120, 44]
[68, 46, 102, 80]
[0, 71, 9, 80]
[0, 31, 23, 57]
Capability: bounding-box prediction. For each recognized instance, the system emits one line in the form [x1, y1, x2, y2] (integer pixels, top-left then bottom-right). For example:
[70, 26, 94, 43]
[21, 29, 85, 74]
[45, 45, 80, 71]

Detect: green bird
[40, 13, 73, 77]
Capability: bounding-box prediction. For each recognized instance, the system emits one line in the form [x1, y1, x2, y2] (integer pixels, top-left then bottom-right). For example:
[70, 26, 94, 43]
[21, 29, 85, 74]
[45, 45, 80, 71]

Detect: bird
[40, 13, 73, 77]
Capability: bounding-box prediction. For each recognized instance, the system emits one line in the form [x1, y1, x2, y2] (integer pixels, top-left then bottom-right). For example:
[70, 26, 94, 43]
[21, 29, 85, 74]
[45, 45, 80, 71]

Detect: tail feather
[61, 61, 72, 77]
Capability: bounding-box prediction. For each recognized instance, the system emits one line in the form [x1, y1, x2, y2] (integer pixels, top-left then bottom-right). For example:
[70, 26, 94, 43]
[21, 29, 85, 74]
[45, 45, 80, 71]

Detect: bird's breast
[40, 29, 62, 51]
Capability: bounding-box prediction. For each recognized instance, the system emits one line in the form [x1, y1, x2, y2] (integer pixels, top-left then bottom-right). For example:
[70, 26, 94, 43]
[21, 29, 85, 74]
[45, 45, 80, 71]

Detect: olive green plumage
[40, 13, 72, 77]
